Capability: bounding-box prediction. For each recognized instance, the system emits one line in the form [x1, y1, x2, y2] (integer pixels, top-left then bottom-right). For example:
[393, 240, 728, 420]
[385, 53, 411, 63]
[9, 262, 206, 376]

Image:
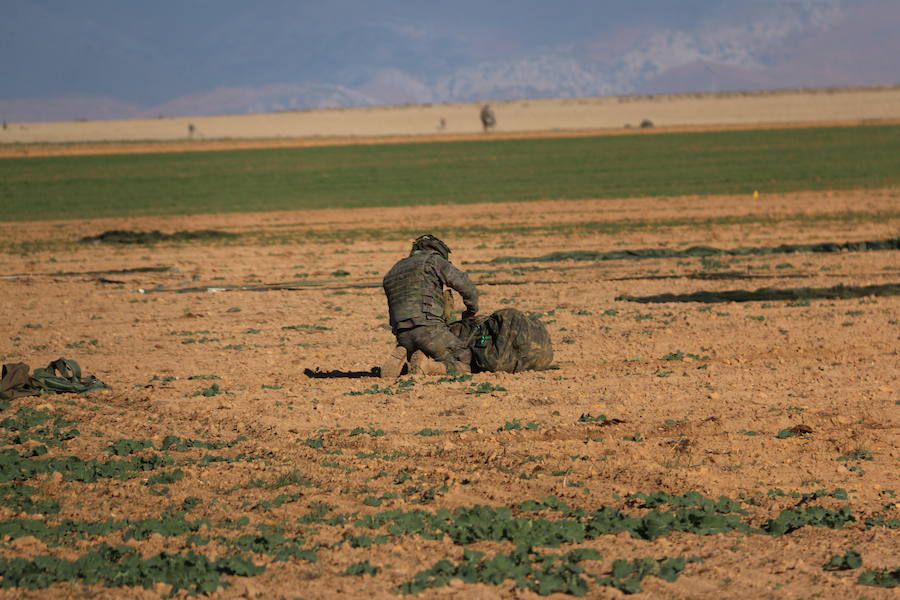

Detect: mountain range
[2, 0, 899, 122]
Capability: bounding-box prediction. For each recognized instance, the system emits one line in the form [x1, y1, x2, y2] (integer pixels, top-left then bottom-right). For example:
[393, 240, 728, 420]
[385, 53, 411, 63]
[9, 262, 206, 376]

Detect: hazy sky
[3, 0, 898, 120]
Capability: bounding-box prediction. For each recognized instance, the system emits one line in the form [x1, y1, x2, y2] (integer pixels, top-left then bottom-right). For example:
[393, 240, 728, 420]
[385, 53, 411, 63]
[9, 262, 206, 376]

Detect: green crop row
[353, 497, 855, 547]
[396, 547, 697, 596]
[0, 543, 263, 594]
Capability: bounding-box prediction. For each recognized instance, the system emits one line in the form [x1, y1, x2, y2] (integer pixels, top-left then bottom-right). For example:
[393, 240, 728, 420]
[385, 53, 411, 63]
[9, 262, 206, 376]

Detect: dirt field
[3, 85, 900, 155]
[1, 187, 898, 598]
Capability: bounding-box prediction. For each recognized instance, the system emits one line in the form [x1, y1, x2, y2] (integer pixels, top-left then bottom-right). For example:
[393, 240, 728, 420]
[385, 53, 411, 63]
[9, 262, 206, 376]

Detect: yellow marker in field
[753, 190, 760, 199]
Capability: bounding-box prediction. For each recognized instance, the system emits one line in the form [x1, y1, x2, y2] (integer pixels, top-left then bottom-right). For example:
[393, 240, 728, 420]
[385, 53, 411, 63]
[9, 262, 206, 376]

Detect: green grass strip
[3, 124, 900, 221]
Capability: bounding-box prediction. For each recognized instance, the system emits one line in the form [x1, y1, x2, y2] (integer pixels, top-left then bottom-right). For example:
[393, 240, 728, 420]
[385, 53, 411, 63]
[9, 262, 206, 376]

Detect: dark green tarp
[488, 237, 900, 264]
[81, 230, 236, 244]
[617, 283, 900, 304]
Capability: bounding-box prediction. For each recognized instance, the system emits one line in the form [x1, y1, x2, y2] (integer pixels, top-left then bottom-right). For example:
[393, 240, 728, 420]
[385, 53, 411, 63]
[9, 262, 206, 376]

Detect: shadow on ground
[303, 367, 380, 379]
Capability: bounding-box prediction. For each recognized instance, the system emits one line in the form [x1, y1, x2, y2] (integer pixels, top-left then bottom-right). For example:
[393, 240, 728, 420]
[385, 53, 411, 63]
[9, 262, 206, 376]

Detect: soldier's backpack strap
[31, 357, 108, 395]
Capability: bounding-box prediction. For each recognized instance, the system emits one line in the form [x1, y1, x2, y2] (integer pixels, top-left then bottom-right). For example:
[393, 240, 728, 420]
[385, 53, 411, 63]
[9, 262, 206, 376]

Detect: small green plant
[837, 448, 874, 462]
[774, 425, 812, 439]
[144, 470, 185, 486]
[467, 382, 507, 394]
[349, 426, 385, 437]
[106, 439, 153, 456]
[281, 323, 332, 332]
[823, 549, 862, 571]
[343, 560, 380, 576]
[190, 383, 221, 397]
[452, 424, 478, 433]
[787, 299, 811, 307]
[415, 428, 442, 436]
[857, 568, 899, 588]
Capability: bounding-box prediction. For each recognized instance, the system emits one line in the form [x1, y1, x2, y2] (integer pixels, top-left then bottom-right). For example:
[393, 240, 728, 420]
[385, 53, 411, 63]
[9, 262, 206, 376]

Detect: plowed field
[1, 185, 898, 598]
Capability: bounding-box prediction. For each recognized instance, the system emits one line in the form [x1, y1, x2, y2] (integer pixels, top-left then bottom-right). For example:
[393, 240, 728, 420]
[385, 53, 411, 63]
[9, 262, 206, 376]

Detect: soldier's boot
[408, 351, 446, 375]
[445, 348, 472, 376]
[380, 346, 407, 379]
[444, 360, 471, 376]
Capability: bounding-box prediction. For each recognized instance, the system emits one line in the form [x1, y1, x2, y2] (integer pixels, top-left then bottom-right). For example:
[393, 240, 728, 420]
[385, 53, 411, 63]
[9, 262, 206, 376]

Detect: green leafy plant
[190, 383, 221, 397]
[105, 439, 153, 456]
[857, 567, 899, 588]
[281, 323, 332, 332]
[837, 448, 874, 462]
[761, 506, 854, 536]
[0, 544, 263, 594]
[823, 549, 862, 571]
[467, 382, 507, 394]
[343, 560, 380, 576]
[349, 426, 385, 437]
[415, 428, 442, 436]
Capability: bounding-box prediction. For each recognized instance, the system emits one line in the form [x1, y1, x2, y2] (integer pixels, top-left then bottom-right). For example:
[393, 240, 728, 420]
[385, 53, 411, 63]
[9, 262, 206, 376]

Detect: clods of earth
[0, 190, 897, 598]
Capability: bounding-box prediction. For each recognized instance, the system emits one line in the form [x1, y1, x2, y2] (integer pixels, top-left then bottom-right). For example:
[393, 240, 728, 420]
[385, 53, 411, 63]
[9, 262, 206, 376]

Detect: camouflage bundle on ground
[0, 358, 108, 403]
[450, 308, 553, 373]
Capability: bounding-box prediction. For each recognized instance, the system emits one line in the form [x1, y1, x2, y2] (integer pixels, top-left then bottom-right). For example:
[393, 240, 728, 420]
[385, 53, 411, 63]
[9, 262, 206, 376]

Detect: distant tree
[480, 105, 496, 133]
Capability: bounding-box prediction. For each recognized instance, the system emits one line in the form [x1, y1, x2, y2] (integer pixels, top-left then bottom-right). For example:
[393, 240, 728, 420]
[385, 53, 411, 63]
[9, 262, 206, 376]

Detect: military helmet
[410, 234, 451, 260]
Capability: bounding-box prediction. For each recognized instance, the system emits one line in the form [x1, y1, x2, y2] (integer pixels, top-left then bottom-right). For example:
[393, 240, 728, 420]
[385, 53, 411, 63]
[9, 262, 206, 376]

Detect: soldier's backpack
[450, 308, 553, 373]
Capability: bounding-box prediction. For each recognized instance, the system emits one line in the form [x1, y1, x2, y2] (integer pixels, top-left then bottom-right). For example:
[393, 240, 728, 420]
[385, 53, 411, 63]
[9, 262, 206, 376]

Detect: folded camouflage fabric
[0, 363, 37, 402]
[0, 358, 108, 402]
[451, 308, 553, 373]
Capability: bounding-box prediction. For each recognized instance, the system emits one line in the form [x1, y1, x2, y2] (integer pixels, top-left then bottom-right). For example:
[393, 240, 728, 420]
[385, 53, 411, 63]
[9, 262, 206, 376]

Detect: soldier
[381, 235, 479, 377]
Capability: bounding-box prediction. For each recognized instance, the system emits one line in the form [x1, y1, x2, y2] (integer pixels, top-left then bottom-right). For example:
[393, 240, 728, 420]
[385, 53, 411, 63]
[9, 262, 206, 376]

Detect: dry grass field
[2, 85, 900, 155]
[0, 88, 898, 598]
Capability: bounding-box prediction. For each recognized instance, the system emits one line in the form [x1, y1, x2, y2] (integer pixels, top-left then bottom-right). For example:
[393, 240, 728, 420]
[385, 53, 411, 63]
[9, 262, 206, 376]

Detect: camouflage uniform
[382, 237, 479, 373]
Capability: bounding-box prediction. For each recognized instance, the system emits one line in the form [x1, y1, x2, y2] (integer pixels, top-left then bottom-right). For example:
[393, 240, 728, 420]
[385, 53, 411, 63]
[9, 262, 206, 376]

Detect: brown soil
[1, 187, 898, 599]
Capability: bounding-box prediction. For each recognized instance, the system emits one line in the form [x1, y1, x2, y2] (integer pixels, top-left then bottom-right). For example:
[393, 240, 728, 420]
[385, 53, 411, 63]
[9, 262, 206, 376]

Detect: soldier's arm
[437, 259, 479, 314]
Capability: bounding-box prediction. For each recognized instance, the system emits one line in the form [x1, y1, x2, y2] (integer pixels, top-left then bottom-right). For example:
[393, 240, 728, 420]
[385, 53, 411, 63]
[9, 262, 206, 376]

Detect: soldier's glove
[462, 310, 477, 320]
